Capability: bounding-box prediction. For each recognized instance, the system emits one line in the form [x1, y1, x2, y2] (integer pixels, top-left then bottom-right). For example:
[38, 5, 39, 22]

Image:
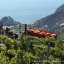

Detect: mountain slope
[0, 16, 21, 26]
[34, 4, 64, 31]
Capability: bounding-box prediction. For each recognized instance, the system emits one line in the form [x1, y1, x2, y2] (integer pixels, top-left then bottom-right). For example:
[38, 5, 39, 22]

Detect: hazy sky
[0, 0, 64, 24]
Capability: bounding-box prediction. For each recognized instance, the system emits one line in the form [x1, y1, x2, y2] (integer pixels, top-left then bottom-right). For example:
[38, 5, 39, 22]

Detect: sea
[0, 9, 55, 24]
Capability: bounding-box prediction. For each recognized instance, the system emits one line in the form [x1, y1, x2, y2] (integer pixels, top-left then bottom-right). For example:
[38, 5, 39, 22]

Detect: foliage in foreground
[0, 34, 64, 64]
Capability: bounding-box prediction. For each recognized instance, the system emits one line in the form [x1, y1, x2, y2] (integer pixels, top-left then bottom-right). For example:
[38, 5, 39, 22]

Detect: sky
[0, 0, 64, 24]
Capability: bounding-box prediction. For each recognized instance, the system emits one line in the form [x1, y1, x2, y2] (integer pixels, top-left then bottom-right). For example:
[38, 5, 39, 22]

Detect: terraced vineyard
[0, 32, 64, 64]
[0, 24, 63, 64]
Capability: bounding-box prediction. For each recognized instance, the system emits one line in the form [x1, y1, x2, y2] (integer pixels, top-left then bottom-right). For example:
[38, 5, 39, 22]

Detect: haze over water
[0, 0, 64, 24]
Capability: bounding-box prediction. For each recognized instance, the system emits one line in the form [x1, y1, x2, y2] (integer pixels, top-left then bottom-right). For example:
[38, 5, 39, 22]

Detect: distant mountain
[34, 4, 64, 31]
[0, 16, 21, 26]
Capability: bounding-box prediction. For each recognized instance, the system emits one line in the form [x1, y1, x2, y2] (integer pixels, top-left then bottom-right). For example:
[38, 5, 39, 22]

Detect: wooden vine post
[24, 24, 27, 35]
[19, 24, 21, 34]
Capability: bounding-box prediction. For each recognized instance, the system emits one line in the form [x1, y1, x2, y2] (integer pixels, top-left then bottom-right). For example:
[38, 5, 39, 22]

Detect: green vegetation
[0, 33, 64, 64]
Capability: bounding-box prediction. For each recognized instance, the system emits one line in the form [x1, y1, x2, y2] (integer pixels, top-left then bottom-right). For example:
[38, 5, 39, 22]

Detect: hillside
[34, 4, 64, 32]
[0, 16, 21, 26]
